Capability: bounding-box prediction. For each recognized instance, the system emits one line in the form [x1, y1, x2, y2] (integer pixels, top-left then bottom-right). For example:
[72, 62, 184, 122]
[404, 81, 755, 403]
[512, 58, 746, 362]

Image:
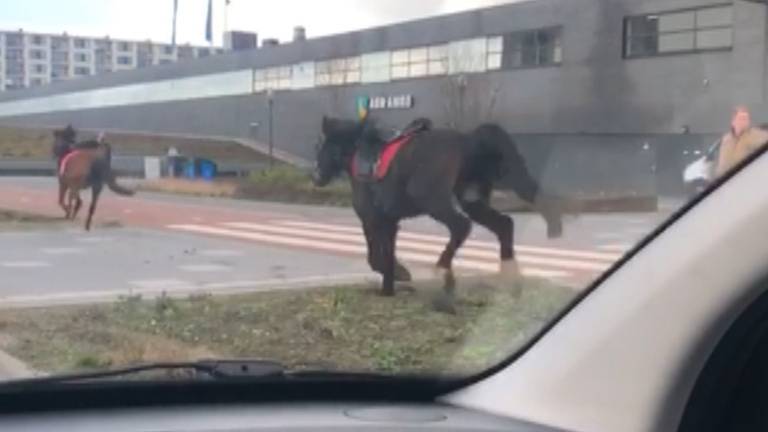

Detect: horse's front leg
[377, 219, 400, 297]
[362, 219, 412, 282]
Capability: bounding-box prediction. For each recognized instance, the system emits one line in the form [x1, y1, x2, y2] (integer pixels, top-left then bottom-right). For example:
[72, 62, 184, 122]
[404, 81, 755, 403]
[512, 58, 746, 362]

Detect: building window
[427, 44, 448, 76]
[30, 77, 45, 86]
[29, 49, 47, 60]
[31, 35, 45, 45]
[5, 34, 23, 47]
[197, 48, 210, 57]
[487, 36, 503, 70]
[5, 49, 23, 61]
[253, 66, 292, 92]
[51, 37, 68, 50]
[74, 52, 90, 62]
[178, 46, 194, 59]
[504, 27, 562, 68]
[74, 66, 91, 76]
[162, 45, 174, 55]
[32, 64, 46, 74]
[116, 56, 132, 65]
[118, 42, 132, 52]
[315, 56, 360, 86]
[52, 51, 68, 63]
[391, 47, 431, 80]
[73, 38, 89, 49]
[52, 66, 68, 79]
[624, 5, 733, 58]
[361, 51, 391, 83]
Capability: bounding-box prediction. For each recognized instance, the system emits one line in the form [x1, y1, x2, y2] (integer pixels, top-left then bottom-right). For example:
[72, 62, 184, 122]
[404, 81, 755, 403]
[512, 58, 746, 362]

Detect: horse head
[312, 116, 366, 187]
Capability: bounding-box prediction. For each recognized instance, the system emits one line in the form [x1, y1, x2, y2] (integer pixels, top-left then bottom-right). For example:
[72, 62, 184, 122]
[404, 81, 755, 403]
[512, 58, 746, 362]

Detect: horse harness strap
[351, 132, 417, 182]
[59, 150, 85, 176]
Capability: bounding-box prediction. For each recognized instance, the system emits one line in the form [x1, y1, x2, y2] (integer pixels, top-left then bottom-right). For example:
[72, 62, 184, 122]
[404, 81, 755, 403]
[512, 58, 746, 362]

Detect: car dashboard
[0, 403, 567, 432]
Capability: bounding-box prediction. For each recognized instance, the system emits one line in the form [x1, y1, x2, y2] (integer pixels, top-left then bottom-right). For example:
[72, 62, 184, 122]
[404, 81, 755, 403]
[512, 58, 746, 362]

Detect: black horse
[312, 116, 563, 311]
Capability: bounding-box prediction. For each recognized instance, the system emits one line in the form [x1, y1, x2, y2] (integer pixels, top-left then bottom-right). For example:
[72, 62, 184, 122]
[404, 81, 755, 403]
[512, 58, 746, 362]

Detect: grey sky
[0, 0, 521, 46]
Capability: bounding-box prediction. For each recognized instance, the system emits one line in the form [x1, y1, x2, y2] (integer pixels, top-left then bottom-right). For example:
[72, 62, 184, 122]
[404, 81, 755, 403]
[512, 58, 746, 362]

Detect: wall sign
[368, 94, 414, 110]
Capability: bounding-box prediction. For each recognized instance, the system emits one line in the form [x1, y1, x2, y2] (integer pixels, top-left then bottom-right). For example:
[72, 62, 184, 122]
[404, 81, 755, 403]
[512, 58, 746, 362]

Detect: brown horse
[54, 129, 134, 230]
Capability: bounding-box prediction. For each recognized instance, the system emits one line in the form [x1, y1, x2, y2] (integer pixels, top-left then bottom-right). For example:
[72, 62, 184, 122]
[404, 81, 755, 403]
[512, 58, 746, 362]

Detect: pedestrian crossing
[167, 219, 628, 285]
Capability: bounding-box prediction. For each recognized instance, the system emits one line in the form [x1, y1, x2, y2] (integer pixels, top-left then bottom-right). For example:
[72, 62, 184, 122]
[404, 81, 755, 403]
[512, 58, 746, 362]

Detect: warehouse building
[0, 0, 765, 196]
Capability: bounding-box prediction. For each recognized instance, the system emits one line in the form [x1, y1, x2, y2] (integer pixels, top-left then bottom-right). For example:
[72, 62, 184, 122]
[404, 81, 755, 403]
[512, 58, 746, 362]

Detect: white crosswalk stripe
[168, 219, 625, 283]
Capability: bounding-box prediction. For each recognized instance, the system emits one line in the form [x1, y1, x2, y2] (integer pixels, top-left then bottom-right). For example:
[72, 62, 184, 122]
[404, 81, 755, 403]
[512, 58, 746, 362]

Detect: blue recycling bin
[198, 159, 217, 181]
[184, 160, 196, 179]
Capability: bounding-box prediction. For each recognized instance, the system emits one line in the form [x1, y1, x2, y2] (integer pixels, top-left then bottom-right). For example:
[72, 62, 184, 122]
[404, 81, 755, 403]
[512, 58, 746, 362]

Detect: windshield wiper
[0, 360, 404, 389]
[1, 359, 287, 387]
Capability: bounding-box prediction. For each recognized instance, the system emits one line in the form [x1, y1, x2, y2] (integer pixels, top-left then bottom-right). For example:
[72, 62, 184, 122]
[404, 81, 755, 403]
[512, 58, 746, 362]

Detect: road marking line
[178, 264, 231, 273]
[168, 224, 570, 278]
[599, 244, 632, 252]
[130, 278, 192, 290]
[41, 247, 85, 255]
[198, 249, 244, 257]
[595, 232, 632, 240]
[76, 236, 114, 243]
[1, 261, 51, 268]
[274, 220, 622, 262]
[224, 222, 609, 272]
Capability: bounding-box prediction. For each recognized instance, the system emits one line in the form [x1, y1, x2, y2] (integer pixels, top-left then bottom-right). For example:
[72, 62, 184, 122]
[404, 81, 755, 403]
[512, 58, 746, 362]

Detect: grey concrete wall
[0, 0, 763, 197]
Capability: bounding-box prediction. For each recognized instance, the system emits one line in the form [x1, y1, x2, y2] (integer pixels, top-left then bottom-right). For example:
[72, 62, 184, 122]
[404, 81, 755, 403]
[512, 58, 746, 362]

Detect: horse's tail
[101, 142, 135, 197]
[468, 124, 539, 204]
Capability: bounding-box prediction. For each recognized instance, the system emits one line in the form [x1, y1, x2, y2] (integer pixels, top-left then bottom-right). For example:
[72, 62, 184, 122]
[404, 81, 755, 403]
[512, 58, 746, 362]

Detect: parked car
[683, 139, 720, 196]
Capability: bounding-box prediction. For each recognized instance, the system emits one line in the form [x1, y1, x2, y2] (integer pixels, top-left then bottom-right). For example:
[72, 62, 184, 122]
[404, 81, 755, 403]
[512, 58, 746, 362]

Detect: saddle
[352, 118, 432, 181]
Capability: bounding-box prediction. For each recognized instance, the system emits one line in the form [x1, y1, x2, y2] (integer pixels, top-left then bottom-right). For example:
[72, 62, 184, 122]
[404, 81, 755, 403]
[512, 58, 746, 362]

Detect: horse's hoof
[432, 293, 457, 315]
[394, 265, 412, 282]
[499, 259, 521, 279]
[395, 282, 416, 293]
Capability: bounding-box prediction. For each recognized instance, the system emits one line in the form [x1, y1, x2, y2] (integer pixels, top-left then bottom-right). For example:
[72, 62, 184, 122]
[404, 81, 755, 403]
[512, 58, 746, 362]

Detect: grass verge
[0, 278, 576, 376]
[0, 126, 269, 162]
[0, 209, 63, 231]
[138, 166, 353, 206]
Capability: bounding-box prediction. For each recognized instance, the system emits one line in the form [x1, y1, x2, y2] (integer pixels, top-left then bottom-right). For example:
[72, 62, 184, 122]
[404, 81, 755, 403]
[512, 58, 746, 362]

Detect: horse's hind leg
[57, 180, 68, 216]
[461, 193, 523, 296]
[72, 193, 83, 220]
[85, 183, 103, 231]
[427, 203, 471, 313]
[65, 188, 78, 220]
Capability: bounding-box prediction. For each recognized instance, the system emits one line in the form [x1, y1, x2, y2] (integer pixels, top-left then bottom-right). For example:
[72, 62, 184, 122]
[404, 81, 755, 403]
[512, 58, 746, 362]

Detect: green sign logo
[356, 96, 370, 120]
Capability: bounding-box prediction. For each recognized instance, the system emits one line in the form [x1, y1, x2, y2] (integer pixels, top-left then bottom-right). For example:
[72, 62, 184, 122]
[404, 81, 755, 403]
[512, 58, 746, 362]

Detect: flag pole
[224, 0, 230, 37]
[171, 0, 178, 47]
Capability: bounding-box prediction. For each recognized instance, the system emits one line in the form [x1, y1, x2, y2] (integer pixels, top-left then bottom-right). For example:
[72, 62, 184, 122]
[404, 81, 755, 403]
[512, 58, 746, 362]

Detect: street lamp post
[267, 89, 275, 169]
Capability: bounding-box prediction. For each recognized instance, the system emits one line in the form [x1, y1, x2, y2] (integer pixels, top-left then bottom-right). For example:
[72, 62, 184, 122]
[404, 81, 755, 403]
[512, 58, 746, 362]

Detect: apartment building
[0, 30, 226, 91]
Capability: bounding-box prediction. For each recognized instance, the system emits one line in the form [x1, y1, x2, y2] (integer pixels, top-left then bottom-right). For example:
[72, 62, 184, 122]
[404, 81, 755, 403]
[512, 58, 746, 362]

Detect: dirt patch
[0, 279, 576, 375]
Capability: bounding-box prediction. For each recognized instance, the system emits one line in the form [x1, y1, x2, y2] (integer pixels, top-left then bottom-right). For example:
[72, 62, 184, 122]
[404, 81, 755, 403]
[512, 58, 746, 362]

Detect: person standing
[716, 106, 768, 177]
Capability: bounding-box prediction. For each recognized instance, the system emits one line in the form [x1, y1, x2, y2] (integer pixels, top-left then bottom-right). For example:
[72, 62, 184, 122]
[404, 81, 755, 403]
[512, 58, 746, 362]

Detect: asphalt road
[0, 177, 682, 308]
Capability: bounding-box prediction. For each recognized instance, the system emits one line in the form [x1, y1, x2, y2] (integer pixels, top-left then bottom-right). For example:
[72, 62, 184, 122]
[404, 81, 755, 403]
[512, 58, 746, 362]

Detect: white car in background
[683, 140, 720, 196]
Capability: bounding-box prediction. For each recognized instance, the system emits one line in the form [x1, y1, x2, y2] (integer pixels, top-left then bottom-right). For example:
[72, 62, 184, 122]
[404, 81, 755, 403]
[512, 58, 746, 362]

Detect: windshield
[0, 0, 762, 382]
